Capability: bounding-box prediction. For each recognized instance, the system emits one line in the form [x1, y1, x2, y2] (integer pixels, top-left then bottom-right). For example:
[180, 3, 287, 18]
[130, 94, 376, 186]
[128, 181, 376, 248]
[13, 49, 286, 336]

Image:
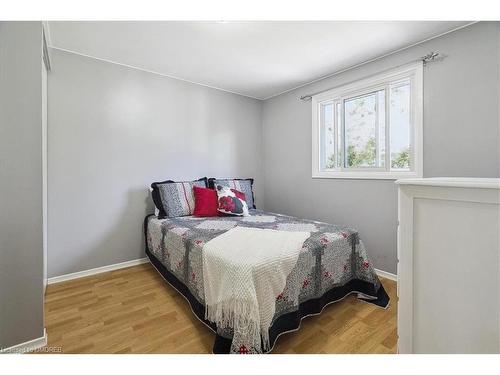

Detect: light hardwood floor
[41, 263, 397, 354]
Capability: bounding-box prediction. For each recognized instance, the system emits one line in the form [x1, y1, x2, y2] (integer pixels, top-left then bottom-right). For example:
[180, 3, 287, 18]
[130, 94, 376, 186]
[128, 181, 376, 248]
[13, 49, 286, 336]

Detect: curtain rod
[299, 51, 442, 101]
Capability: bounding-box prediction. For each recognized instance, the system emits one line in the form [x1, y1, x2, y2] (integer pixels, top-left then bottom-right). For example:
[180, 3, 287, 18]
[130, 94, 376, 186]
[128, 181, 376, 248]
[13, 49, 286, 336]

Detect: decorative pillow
[215, 185, 249, 217]
[231, 189, 246, 202]
[151, 177, 208, 218]
[193, 186, 219, 217]
[208, 178, 255, 209]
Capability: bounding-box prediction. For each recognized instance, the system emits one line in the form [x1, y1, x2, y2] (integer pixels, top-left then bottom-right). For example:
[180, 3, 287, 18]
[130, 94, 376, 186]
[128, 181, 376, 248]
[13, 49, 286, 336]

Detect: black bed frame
[143, 214, 389, 354]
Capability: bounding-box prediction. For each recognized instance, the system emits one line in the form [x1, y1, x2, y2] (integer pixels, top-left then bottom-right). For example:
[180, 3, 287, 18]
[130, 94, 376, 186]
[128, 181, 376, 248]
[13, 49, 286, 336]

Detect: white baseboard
[48, 258, 396, 285]
[0, 328, 47, 354]
[48, 258, 149, 285]
[375, 268, 397, 282]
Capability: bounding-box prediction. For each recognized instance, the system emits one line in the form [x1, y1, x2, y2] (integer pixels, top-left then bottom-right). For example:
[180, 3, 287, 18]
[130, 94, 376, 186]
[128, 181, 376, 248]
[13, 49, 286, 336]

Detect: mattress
[144, 209, 389, 354]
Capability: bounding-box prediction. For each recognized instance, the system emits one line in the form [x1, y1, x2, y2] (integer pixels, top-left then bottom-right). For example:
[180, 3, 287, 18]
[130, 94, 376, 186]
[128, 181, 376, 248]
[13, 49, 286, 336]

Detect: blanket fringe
[205, 298, 271, 351]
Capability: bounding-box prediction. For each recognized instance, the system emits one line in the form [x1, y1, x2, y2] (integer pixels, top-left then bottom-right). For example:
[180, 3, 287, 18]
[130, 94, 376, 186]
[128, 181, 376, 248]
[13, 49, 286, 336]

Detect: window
[312, 62, 423, 179]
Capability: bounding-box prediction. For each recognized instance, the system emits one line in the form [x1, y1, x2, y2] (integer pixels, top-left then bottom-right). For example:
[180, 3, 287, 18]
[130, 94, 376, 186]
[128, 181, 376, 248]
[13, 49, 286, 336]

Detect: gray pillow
[151, 177, 208, 218]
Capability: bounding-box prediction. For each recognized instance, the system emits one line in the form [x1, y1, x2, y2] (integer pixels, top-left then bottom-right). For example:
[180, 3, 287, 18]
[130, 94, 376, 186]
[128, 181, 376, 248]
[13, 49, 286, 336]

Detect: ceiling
[47, 21, 472, 100]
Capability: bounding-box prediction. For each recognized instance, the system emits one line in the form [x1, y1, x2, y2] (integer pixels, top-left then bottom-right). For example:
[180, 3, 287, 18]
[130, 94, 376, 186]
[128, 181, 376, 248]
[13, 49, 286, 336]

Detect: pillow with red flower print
[215, 184, 249, 216]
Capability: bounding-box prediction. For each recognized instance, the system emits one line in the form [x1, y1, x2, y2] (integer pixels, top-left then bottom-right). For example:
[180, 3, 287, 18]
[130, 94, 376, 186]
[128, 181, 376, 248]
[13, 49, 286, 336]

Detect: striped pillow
[151, 178, 208, 218]
[208, 178, 255, 209]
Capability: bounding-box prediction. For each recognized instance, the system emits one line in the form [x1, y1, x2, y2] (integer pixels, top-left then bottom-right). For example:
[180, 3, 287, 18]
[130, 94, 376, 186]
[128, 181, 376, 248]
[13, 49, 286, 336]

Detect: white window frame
[312, 62, 423, 180]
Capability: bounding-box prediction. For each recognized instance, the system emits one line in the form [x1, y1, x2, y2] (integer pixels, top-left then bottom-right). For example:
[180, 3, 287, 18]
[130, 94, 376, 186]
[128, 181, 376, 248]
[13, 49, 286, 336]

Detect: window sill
[312, 171, 422, 180]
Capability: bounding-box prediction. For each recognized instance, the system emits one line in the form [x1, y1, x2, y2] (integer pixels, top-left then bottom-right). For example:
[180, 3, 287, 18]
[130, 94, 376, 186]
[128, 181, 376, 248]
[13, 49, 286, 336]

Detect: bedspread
[145, 209, 387, 354]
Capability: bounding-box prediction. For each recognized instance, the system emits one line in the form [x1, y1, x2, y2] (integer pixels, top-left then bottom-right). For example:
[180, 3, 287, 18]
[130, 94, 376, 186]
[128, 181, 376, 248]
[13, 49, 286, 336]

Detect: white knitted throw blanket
[202, 226, 310, 352]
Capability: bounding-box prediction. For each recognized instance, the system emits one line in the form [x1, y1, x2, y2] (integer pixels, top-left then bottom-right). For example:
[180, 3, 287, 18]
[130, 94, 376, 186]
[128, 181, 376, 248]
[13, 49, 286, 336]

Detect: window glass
[320, 102, 335, 170]
[390, 81, 411, 170]
[344, 89, 385, 168]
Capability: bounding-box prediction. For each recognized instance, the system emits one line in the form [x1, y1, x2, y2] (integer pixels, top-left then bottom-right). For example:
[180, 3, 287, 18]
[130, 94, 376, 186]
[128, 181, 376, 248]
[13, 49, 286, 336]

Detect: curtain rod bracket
[421, 51, 443, 66]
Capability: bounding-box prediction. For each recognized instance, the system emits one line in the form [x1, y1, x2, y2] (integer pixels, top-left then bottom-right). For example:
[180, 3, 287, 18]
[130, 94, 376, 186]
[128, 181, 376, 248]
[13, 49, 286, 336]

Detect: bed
[144, 209, 389, 354]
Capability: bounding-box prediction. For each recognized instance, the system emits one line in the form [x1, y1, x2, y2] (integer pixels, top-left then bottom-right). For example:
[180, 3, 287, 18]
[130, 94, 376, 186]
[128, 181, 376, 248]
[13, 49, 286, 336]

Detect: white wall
[0, 21, 45, 348]
[48, 49, 263, 277]
[261, 22, 500, 274]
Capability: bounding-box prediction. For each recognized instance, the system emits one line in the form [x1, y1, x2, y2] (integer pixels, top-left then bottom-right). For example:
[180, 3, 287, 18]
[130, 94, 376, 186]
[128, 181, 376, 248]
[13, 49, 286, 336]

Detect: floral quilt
[146, 209, 384, 354]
